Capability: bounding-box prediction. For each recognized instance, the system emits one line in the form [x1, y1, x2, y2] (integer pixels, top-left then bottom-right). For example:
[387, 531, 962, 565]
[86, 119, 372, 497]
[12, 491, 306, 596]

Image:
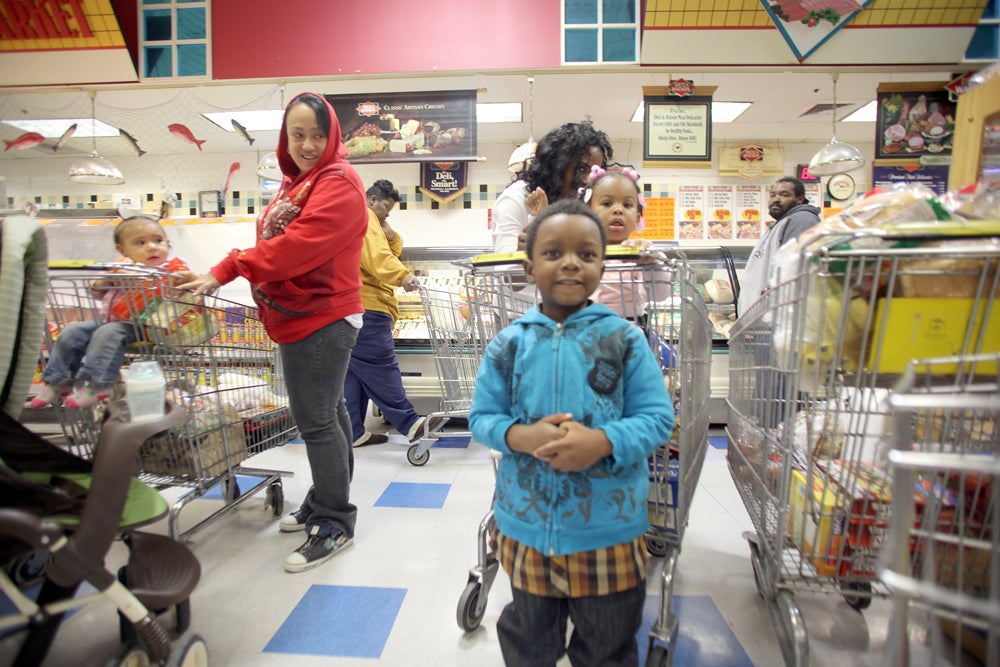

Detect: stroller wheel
[108, 645, 150, 667]
[166, 631, 209, 667]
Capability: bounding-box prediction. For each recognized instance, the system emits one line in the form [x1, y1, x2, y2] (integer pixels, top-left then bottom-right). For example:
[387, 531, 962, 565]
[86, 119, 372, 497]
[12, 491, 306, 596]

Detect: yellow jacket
[359, 208, 412, 321]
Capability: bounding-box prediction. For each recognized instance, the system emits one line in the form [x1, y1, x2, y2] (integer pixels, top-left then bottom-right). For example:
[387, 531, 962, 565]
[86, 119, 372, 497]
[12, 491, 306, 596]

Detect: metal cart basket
[37, 265, 295, 541]
[453, 249, 713, 667]
[879, 354, 999, 667]
[727, 223, 1000, 667]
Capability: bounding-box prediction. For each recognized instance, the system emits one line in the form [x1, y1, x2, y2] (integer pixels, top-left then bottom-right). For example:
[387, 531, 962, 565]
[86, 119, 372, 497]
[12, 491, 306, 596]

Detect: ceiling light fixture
[68, 91, 125, 186]
[807, 73, 865, 177]
[508, 76, 536, 176]
[256, 84, 284, 181]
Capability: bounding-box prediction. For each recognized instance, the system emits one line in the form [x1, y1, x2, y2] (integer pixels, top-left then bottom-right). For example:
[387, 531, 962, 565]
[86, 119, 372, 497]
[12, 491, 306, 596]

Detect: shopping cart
[727, 224, 1000, 667]
[453, 249, 713, 667]
[879, 354, 999, 667]
[37, 264, 295, 541]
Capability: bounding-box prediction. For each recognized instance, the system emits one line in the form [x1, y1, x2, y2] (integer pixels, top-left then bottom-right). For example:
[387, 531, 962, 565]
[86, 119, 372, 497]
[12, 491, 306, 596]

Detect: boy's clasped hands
[507, 413, 612, 472]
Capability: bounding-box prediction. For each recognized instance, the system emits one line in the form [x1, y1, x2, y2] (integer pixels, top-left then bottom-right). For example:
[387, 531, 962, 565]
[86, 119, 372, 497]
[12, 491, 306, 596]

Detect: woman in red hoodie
[180, 93, 368, 573]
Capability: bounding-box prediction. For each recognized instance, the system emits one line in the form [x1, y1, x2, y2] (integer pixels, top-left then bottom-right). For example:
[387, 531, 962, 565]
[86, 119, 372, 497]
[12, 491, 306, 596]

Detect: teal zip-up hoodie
[469, 302, 675, 557]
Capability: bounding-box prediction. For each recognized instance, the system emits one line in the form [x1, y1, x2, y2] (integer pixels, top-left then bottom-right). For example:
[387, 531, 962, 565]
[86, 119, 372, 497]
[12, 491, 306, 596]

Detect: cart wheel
[774, 591, 808, 667]
[748, 540, 766, 600]
[407, 443, 430, 467]
[645, 534, 668, 558]
[165, 631, 209, 667]
[457, 581, 485, 631]
[265, 482, 284, 516]
[108, 645, 150, 667]
[842, 581, 873, 611]
[221, 476, 241, 502]
[646, 644, 673, 667]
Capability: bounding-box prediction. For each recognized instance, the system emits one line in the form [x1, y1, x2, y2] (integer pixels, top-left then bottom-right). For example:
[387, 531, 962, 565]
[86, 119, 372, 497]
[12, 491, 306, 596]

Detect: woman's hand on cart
[176, 271, 220, 296]
[534, 420, 612, 472]
[401, 275, 421, 292]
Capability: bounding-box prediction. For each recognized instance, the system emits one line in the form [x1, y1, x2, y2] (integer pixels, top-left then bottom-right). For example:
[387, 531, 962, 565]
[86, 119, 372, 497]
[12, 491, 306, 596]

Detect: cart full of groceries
[37, 264, 295, 541]
[726, 182, 1000, 667]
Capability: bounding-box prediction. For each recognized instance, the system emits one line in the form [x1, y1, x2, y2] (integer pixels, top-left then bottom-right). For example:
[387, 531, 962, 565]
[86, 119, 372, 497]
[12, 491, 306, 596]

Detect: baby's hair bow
[587, 164, 607, 184]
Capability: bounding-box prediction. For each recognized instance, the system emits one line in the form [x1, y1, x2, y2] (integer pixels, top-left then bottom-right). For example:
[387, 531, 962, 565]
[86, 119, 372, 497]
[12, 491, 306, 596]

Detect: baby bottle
[125, 360, 166, 422]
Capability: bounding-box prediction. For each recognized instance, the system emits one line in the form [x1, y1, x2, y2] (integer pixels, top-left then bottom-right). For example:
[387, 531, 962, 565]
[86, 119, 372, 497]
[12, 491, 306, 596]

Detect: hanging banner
[419, 162, 468, 204]
[761, 0, 875, 63]
[718, 144, 785, 179]
[326, 90, 477, 164]
[642, 85, 716, 168]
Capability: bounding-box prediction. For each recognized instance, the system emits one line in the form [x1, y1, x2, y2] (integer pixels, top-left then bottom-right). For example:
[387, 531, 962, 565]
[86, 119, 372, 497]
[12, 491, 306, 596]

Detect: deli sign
[0, 0, 92, 41]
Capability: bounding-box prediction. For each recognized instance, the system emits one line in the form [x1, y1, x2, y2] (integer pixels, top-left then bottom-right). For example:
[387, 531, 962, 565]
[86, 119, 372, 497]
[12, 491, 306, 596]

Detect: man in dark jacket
[737, 176, 821, 318]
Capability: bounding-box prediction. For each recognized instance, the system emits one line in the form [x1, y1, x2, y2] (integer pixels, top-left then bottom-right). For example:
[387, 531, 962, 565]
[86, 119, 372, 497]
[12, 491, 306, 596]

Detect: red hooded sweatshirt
[209, 93, 368, 343]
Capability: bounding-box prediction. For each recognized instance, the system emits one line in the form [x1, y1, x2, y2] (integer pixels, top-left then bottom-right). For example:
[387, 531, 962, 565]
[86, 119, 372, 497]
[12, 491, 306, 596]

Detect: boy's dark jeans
[498, 585, 645, 666]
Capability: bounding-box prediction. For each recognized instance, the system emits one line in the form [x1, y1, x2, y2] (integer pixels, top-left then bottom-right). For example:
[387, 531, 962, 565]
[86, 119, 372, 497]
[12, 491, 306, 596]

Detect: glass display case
[394, 244, 750, 422]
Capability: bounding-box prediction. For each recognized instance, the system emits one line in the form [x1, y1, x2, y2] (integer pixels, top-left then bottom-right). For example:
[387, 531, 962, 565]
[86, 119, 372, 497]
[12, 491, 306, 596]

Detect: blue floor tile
[375, 482, 451, 509]
[708, 436, 728, 450]
[188, 475, 261, 501]
[639, 595, 753, 667]
[432, 435, 471, 449]
[265, 585, 406, 658]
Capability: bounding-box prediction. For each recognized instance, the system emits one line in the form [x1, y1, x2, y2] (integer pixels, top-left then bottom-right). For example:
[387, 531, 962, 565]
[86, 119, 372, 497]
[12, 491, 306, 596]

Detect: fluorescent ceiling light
[630, 101, 751, 123]
[202, 109, 284, 132]
[3, 118, 118, 137]
[843, 100, 877, 122]
[477, 102, 522, 123]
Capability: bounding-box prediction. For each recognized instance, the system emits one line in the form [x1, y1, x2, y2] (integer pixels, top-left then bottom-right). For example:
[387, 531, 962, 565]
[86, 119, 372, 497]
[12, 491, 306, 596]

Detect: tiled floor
[2, 424, 948, 667]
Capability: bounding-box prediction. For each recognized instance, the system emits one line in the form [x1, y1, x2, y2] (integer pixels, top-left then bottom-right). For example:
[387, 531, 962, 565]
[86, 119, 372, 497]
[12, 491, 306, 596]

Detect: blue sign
[871, 165, 950, 196]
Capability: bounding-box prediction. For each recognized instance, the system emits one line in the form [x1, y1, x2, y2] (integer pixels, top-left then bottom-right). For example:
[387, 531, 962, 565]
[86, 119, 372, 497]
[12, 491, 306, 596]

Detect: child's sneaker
[28, 384, 71, 410]
[63, 385, 112, 410]
[284, 526, 353, 573]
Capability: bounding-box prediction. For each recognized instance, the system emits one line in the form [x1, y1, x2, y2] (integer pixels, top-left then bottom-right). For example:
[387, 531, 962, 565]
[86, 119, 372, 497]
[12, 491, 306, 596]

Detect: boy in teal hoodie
[469, 199, 675, 666]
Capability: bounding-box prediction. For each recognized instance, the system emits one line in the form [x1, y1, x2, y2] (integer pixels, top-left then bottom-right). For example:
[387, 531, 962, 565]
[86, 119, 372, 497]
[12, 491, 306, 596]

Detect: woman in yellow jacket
[345, 179, 446, 447]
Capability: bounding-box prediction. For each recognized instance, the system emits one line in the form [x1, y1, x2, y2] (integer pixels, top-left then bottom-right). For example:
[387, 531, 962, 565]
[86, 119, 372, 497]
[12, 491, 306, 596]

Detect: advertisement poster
[761, 0, 874, 63]
[419, 162, 468, 204]
[872, 165, 950, 196]
[875, 84, 955, 161]
[643, 96, 712, 164]
[735, 185, 765, 239]
[675, 185, 706, 240]
[638, 197, 675, 241]
[326, 90, 477, 164]
[706, 185, 734, 239]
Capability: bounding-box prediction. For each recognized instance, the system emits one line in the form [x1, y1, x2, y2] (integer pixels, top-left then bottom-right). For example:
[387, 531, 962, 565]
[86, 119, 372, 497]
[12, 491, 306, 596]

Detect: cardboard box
[868, 297, 999, 374]
[787, 468, 845, 577]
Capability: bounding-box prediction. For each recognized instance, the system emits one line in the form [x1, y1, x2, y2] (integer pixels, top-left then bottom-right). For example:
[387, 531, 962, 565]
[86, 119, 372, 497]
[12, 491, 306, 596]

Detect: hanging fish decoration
[231, 119, 255, 146]
[119, 128, 147, 157]
[52, 123, 77, 152]
[167, 123, 206, 151]
[4, 131, 45, 152]
[223, 161, 240, 196]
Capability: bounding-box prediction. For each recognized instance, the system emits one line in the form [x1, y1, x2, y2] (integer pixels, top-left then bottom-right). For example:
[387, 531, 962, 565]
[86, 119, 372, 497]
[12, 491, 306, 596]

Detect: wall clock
[827, 173, 856, 201]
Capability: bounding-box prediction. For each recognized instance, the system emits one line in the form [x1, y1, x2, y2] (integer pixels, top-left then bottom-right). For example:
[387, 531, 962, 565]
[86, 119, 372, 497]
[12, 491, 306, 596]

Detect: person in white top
[492, 120, 613, 253]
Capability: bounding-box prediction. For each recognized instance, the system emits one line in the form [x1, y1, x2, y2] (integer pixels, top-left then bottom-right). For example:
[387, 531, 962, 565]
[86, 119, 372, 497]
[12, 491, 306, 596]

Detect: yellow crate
[868, 298, 999, 374]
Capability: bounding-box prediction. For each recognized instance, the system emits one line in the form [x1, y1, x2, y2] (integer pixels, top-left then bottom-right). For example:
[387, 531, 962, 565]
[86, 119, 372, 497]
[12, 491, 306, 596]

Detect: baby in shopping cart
[469, 199, 675, 665]
[30, 216, 189, 410]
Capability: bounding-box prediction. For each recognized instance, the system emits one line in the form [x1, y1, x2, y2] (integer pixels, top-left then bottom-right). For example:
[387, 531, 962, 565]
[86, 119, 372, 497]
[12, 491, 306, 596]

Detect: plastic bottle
[125, 360, 166, 422]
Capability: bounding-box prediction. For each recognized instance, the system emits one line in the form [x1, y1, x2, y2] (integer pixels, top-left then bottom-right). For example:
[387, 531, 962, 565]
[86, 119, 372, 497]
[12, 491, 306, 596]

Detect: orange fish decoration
[223, 161, 240, 196]
[4, 131, 45, 151]
[167, 123, 206, 151]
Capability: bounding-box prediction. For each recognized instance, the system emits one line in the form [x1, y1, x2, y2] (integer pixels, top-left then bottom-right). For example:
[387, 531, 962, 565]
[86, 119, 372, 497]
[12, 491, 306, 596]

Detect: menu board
[638, 197, 675, 241]
[706, 185, 734, 239]
[735, 185, 765, 239]
[675, 185, 706, 240]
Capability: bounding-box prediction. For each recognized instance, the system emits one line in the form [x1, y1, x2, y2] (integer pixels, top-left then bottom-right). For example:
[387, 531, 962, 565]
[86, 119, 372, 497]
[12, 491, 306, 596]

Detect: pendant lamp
[508, 76, 537, 176]
[68, 91, 125, 186]
[808, 73, 865, 177]
[257, 84, 284, 181]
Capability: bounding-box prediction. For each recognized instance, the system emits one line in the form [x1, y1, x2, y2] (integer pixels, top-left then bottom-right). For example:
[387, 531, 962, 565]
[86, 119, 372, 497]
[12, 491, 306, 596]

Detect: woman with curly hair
[492, 120, 613, 253]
